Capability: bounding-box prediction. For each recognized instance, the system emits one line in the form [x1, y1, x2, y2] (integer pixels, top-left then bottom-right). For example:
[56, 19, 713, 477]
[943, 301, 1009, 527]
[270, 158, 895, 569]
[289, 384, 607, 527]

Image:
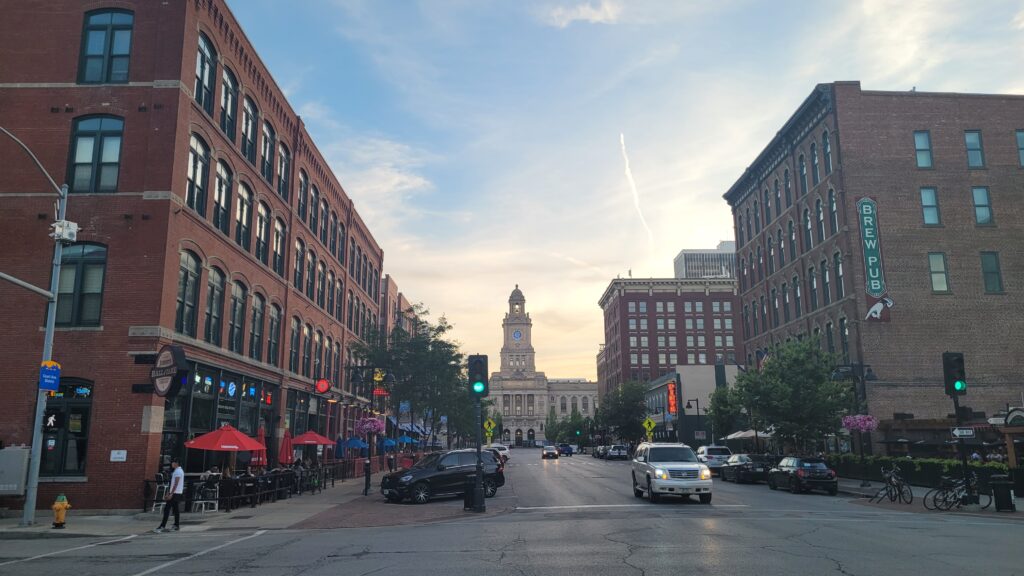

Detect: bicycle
[870, 463, 913, 504]
[922, 472, 992, 511]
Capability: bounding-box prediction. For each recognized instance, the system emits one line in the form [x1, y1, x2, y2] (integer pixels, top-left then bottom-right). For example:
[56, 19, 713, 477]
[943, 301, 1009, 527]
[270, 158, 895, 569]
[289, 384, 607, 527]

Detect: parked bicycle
[870, 463, 913, 504]
[922, 472, 992, 511]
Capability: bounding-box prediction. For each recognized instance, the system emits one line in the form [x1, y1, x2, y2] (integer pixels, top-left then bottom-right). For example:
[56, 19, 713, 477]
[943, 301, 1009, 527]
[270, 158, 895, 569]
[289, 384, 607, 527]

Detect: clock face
[513, 329, 522, 341]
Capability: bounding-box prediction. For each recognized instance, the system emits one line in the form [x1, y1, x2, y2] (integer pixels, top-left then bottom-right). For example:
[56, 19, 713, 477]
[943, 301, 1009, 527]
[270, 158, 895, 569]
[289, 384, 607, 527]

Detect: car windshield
[800, 460, 828, 468]
[612, 445, 626, 450]
[544, 446, 556, 450]
[412, 454, 440, 469]
[706, 448, 731, 455]
[648, 447, 698, 462]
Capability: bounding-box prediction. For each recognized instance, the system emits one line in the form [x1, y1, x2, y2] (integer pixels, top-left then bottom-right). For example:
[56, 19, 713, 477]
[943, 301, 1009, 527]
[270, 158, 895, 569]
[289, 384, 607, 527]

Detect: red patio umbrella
[291, 431, 334, 445]
[279, 429, 294, 465]
[185, 424, 265, 452]
[251, 426, 268, 466]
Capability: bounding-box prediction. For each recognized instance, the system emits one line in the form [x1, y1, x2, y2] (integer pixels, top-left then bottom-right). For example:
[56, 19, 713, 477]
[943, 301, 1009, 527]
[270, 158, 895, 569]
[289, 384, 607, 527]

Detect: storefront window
[216, 371, 241, 427]
[41, 380, 92, 476]
[238, 379, 259, 435]
[190, 368, 216, 433]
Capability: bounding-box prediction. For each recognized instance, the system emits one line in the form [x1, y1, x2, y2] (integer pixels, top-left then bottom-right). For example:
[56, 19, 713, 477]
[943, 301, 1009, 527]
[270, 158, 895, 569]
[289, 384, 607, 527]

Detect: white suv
[631, 442, 712, 503]
[696, 445, 732, 474]
[490, 443, 510, 461]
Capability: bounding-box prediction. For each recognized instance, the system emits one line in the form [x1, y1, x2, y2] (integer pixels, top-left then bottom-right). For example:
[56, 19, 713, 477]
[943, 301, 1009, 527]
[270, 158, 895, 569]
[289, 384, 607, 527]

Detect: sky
[226, 0, 1024, 381]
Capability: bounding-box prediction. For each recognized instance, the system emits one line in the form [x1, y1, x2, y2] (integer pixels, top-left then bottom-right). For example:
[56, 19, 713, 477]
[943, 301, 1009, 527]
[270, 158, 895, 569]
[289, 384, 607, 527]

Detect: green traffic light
[472, 381, 485, 393]
[954, 380, 966, 391]
[575, 430, 580, 436]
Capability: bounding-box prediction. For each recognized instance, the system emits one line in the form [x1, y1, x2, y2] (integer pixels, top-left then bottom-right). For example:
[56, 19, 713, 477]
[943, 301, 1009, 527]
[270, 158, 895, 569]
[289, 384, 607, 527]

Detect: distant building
[674, 241, 736, 279]
[644, 365, 740, 445]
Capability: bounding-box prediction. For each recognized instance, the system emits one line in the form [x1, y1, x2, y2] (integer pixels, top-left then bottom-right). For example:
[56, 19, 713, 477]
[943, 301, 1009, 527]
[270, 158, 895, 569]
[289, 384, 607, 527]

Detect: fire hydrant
[51, 494, 71, 529]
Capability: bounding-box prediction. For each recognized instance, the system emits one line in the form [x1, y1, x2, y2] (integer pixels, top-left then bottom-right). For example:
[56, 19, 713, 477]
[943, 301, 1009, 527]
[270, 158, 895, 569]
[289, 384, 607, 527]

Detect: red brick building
[597, 278, 743, 400]
[0, 0, 387, 510]
[724, 82, 1024, 450]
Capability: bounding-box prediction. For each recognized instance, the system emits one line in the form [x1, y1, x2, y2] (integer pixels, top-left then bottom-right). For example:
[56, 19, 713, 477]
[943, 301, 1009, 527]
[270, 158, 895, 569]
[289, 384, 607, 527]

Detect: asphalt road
[2, 449, 1023, 575]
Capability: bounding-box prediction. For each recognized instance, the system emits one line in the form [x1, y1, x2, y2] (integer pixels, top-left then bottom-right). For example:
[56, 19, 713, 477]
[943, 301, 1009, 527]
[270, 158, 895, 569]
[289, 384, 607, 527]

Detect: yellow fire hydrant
[51, 494, 71, 529]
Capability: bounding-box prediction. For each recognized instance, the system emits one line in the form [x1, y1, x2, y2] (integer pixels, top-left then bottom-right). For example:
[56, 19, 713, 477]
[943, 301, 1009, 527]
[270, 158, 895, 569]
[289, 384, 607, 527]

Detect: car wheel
[789, 477, 801, 494]
[647, 479, 659, 503]
[632, 474, 643, 498]
[483, 478, 498, 498]
[411, 482, 431, 504]
[699, 493, 712, 504]
[768, 476, 777, 490]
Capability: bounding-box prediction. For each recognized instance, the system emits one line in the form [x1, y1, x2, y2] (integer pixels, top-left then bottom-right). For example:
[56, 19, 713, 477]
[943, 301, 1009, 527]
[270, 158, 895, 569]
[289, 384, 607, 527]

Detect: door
[435, 453, 463, 494]
[515, 429, 523, 447]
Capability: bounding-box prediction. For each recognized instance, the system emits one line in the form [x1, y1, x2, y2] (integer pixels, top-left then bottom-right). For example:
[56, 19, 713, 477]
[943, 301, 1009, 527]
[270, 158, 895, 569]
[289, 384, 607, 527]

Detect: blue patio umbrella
[397, 435, 414, 443]
[382, 438, 397, 447]
[344, 437, 368, 449]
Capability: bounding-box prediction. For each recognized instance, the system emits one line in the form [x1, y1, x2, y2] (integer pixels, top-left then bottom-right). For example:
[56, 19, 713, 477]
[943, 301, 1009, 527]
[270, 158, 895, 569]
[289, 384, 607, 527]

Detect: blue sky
[227, 0, 1024, 380]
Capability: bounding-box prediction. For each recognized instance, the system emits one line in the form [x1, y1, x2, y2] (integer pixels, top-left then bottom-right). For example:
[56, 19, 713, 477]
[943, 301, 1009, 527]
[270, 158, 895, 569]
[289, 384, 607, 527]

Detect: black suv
[767, 456, 838, 495]
[380, 449, 505, 504]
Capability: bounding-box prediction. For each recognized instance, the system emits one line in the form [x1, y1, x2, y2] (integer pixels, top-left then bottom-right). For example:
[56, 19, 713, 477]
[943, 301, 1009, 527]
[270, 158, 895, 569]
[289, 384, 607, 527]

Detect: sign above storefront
[315, 378, 330, 394]
[667, 380, 678, 415]
[150, 345, 189, 397]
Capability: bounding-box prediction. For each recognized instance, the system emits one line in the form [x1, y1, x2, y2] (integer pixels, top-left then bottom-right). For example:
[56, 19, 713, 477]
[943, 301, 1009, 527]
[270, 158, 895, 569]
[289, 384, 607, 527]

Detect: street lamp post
[1, 126, 73, 527]
[833, 363, 878, 488]
[686, 398, 701, 445]
[348, 366, 395, 495]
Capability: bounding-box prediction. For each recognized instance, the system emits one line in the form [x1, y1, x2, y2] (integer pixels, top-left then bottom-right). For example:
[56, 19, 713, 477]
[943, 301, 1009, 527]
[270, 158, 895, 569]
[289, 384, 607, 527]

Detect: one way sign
[951, 427, 975, 439]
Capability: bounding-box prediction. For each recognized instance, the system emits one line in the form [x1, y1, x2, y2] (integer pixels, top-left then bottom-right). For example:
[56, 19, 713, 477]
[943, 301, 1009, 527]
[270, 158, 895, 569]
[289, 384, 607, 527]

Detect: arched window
[277, 143, 290, 200]
[571, 397, 578, 413]
[821, 259, 832, 306]
[781, 283, 790, 323]
[228, 281, 247, 353]
[249, 293, 264, 361]
[302, 323, 313, 377]
[338, 223, 347, 264]
[324, 336, 333, 385]
[784, 169, 792, 206]
[260, 122, 276, 182]
[767, 238, 775, 275]
[745, 209, 752, 240]
[834, 252, 845, 299]
[79, 10, 133, 84]
[234, 183, 252, 249]
[267, 304, 281, 365]
[808, 266, 818, 311]
[313, 330, 323, 379]
[255, 201, 270, 264]
[203, 267, 225, 346]
[220, 67, 238, 140]
[272, 219, 286, 276]
[777, 229, 785, 268]
[798, 154, 808, 195]
[792, 275, 802, 318]
[822, 130, 833, 174]
[297, 171, 309, 220]
[828, 189, 838, 235]
[347, 290, 355, 330]
[815, 198, 825, 242]
[69, 115, 124, 194]
[326, 270, 336, 312]
[175, 251, 201, 336]
[736, 214, 744, 246]
[751, 300, 759, 335]
[739, 258, 746, 291]
[212, 161, 232, 235]
[306, 250, 316, 300]
[560, 397, 567, 414]
[288, 316, 300, 372]
[743, 304, 751, 337]
[293, 239, 305, 290]
[241, 97, 258, 164]
[756, 246, 763, 281]
[56, 243, 107, 326]
[788, 220, 797, 260]
[329, 212, 338, 255]
[316, 261, 327, 307]
[335, 278, 344, 320]
[349, 238, 357, 277]
[803, 209, 813, 251]
[309, 185, 320, 231]
[810, 142, 820, 186]
[763, 189, 771, 224]
[320, 200, 329, 245]
[186, 134, 210, 215]
[774, 179, 782, 218]
[194, 34, 216, 114]
[760, 296, 767, 335]
[582, 396, 589, 413]
[753, 200, 761, 232]
[771, 288, 779, 327]
[333, 342, 342, 386]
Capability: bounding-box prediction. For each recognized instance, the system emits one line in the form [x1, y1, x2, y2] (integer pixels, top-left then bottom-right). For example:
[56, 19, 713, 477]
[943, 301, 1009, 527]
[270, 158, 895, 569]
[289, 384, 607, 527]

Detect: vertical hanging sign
[857, 198, 894, 322]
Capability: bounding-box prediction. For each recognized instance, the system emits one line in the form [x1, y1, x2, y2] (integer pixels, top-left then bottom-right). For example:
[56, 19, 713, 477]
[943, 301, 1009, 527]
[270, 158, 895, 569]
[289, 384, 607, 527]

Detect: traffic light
[468, 354, 489, 397]
[575, 429, 581, 436]
[942, 352, 966, 396]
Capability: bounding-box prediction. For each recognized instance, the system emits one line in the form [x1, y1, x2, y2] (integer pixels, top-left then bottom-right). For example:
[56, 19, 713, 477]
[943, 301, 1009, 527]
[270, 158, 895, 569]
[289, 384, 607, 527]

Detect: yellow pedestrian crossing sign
[484, 418, 496, 432]
[642, 417, 656, 433]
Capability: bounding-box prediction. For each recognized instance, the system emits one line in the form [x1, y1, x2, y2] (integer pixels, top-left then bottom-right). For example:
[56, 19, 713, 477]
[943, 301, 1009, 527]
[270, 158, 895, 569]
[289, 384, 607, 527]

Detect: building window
[203, 267, 225, 346]
[784, 169, 792, 206]
[255, 202, 270, 264]
[69, 116, 123, 194]
[763, 189, 771, 225]
[335, 280, 344, 320]
[753, 201, 761, 232]
[337, 223, 347, 264]
[1017, 130, 1024, 166]
[828, 190, 838, 235]
[919, 187, 940, 225]
[56, 244, 106, 326]
[756, 246, 763, 281]
[235, 184, 253, 250]
[175, 251, 201, 337]
[268, 304, 282, 365]
[810, 143, 820, 186]
[319, 200, 329, 245]
[301, 324, 312, 377]
[839, 317, 850, 363]
[793, 275, 802, 318]
[742, 305, 750, 337]
[821, 260, 831, 305]
[781, 283, 790, 323]
[639, 301, 647, 313]
[316, 262, 327, 307]
[227, 281, 247, 354]
[799, 154, 808, 195]
[212, 161, 232, 235]
[803, 209, 813, 251]
[770, 288, 779, 327]
[310, 186, 320, 231]
[774, 180, 782, 218]
[737, 214, 744, 246]
[822, 130, 833, 174]
[327, 271, 336, 312]
[293, 240, 305, 290]
[929, 252, 950, 293]
[628, 301, 636, 313]
[815, 198, 825, 242]
[313, 331, 323, 379]
[289, 317, 300, 372]
[981, 252, 1004, 293]
[825, 322, 835, 353]
[964, 130, 985, 168]
[306, 251, 316, 300]
[79, 10, 132, 84]
[185, 134, 210, 215]
[272, 219, 286, 276]
[249, 294, 264, 361]
[260, 122, 276, 182]
[241, 98, 258, 164]
[788, 221, 797, 260]
[767, 239, 775, 275]
[41, 380, 93, 476]
[297, 171, 309, 220]
[194, 34, 216, 115]
[834, 252, 845, 299]
[277, 144, 290, 201]
[914, 131, 932, 168]
[219, 67, 238, 141]
[972, 187, 993, 225]
[808, 266, 818, 311]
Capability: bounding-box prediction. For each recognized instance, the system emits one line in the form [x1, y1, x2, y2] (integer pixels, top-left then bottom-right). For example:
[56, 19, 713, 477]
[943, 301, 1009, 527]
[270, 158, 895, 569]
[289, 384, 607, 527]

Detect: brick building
[724, 82, 1024, 450]
[596, 278, 742, 400]
[0, 0, 388, 510]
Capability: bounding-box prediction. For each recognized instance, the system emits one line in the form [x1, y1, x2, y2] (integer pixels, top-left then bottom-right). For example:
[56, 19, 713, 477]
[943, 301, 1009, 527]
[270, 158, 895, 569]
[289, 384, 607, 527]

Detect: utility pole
[473, 395, 485, 512]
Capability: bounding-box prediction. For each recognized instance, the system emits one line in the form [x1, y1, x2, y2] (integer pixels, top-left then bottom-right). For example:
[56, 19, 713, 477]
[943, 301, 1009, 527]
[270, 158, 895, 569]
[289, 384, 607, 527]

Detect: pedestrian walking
[155, 458, 184, 532]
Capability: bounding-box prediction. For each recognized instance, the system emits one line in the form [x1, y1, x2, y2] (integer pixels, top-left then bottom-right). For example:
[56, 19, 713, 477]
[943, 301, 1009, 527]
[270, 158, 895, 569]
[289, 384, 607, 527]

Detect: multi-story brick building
[724, 82, 1024, 449]
[597, 278, 742, 400]
[0, 0, 387, 510]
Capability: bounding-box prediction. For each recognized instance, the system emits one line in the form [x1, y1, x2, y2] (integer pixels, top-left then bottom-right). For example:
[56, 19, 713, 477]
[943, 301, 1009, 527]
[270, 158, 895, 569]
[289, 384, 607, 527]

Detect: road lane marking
[0, 534, 138, 567]
[128, 529, 266, 576]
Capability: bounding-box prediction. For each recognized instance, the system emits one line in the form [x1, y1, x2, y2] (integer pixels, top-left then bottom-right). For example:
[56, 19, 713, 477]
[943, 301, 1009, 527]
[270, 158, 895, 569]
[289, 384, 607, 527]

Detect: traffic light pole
[951, 393, 977, 505]
[473, 395, 485, 512]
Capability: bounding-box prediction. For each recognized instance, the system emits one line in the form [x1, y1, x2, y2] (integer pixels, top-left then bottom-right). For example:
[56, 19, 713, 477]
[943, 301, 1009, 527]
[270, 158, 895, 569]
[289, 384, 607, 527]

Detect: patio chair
[191, 479, 219, 513]
[151, 473, 168, 513]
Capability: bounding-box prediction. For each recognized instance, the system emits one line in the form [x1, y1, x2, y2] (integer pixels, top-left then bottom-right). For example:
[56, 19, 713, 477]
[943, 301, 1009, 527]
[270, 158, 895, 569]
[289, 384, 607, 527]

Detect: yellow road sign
[642, 417, 656, 433]
[483, 418, 496, 432]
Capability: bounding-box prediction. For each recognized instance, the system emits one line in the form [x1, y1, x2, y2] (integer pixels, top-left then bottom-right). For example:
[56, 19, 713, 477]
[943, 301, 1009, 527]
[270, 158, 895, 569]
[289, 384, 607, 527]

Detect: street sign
[694, 430, 707, 440]
[642, 417, 656, 433]
[483, 418, 496, 432]
[951, 427, 975, 439]
[39, 360, 60, 391]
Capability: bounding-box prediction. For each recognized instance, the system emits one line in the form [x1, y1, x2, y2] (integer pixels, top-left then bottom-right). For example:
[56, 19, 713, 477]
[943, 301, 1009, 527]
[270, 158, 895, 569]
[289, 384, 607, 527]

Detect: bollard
[363, 458, 371, 496]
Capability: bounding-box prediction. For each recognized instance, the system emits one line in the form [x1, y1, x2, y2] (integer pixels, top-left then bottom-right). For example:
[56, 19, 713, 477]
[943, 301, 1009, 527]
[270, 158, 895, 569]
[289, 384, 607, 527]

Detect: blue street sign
[399, 400, 410, 414]
[39, 360, 61, 391]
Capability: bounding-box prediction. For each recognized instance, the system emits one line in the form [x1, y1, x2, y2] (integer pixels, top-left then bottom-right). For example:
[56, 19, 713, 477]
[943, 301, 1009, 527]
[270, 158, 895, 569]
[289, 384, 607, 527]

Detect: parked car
[557, 443, 574, 456]
[631, 442, 713, 503]
[593, 445, 607, 458]
[380, 449, 505, 504]
[720, 454, 774, 483]
[489, 443, 510, 462]
[767, 456, 838, 495]
[605, 444, 629, 460]
[696, 445, 733, 474]
[542, 445, 560, 459]
[487, 448, 506, 465]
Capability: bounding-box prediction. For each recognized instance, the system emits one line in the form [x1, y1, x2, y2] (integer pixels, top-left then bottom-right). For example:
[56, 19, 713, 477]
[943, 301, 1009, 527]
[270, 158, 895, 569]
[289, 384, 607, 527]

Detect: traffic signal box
[468, 354, 489, 397]
[942, 352, 966, 396]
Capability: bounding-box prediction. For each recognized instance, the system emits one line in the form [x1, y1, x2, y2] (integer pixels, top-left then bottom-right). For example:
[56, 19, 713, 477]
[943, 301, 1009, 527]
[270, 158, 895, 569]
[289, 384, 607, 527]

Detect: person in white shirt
[155, 458, 184, 532]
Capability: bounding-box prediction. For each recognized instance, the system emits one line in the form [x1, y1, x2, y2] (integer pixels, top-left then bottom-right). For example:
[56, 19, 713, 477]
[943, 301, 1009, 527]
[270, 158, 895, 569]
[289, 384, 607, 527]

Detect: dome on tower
[509, 284, 524, 301]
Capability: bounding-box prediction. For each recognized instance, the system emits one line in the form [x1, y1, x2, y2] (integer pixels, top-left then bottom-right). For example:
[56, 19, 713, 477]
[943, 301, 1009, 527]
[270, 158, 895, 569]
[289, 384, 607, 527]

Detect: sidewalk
[0, 472, 434, 539]
[837, 477, 1023, 519]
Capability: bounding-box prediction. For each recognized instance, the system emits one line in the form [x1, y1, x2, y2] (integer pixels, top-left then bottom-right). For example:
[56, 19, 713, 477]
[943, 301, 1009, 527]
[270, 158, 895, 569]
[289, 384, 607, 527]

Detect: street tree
[708, 386, 743, 442]
[600, 381, 648, 444]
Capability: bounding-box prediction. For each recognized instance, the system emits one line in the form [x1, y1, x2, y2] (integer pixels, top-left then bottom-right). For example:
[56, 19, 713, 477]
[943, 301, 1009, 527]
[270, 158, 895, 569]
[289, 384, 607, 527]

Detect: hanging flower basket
[355, 417, 385, 437]
[842, 414, 879, 433]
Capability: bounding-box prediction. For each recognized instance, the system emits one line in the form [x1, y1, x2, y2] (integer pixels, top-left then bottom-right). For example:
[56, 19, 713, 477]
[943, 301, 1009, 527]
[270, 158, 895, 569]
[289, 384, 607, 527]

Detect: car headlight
[399, 475, 413, 483]
[654, 468, 669, 480]
[700, 466, 712, 480]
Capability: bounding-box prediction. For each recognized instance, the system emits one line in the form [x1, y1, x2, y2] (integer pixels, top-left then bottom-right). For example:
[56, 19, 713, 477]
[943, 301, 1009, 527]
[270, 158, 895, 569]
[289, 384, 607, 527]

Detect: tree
[733, 338, 852, 449]
[545, 408, 562, 444]
[708, 386, 743, 443]
[600, 381, 648, 444]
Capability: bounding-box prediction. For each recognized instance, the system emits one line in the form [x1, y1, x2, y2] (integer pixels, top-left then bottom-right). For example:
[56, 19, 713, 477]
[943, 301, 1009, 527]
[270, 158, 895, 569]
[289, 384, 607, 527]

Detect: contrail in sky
[619, 133, 654, 244]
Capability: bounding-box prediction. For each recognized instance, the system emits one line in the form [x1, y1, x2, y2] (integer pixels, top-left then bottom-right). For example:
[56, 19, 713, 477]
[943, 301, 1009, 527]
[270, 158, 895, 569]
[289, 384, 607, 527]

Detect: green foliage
[708, 387, 743, 440]
[733, 338, 851, 448]
[600, 381, 648, 443]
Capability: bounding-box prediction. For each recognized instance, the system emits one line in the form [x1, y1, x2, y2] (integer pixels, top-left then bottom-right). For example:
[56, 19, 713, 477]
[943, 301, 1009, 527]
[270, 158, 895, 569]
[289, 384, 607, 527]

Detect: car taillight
[827, 469, 836, 479]
[796, 469, 806, 478]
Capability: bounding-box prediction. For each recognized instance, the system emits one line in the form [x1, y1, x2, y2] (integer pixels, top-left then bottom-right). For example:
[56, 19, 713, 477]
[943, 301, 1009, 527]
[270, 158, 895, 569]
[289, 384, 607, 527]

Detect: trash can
[463, 477, 475, 511]
[990, 474, 1016, 512]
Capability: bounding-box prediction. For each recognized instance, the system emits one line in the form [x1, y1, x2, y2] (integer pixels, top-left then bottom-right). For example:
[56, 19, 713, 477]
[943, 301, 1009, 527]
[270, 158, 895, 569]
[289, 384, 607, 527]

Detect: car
[696, 445, 733, 474]
[486, 448, 507, 465]
[767, 456, 838, 495]
[541, 445, 560, 459]
[557, 443, 574, 456]
[605, 444, 629, 460]
[720, 454, 775, 483]
[379, 449, 505, 504]
[489, 443, 510, 462]
[631, 442, 713, 503]
[593, 445, 606, 458]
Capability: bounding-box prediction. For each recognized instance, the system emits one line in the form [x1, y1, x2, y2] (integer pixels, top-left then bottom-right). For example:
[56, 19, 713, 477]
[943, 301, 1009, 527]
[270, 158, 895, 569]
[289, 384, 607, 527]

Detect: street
[1, 450, 1022, 575]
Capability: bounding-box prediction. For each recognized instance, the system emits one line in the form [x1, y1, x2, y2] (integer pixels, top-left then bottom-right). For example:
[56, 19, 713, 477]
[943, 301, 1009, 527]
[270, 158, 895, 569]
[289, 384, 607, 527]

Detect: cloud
[619, 133, 654, 246]
[539, 1, 622, 28]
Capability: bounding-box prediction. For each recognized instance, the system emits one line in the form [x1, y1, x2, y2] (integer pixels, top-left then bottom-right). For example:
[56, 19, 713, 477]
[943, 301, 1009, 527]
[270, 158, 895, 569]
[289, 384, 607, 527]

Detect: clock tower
[500, 285, 535, 374]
